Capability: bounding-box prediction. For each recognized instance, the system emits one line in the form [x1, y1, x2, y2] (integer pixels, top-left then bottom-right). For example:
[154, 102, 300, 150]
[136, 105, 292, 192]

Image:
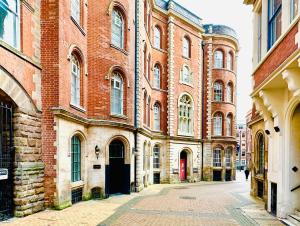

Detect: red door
[180, 159, 186, 181]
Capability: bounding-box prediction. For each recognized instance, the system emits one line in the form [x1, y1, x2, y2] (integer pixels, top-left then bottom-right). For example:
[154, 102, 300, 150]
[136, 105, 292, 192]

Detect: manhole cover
[179, 196, 196, 200]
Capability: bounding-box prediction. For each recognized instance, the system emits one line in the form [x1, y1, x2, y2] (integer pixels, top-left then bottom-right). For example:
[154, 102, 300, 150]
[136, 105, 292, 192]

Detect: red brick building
[0, 0, 238, 218]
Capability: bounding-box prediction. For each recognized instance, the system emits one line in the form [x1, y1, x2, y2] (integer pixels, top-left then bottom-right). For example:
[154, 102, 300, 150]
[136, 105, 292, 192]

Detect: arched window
[179, 94, 193, 135]
[154, 26, 161, 49]
[181, 65, 192, 84]
[144, 44, 147, 77]
[214, 50, 224, 68]
[258, 134, 264, 174]
[227, 52, 233, 70]
[183, 36, 191, 58]
[71, 136, 81, 182]
[225, 147, 232, 167]
[153, 145, 160, 168]
[143, 92, 147, 124]
[213, 112, 223, 136]
[112, 9, 124, 49]
[144, 0, 147, 27]
[153, 64, 161, 89]
[153, 103, 160, 131]
[71, 0, 81, 24]
[0, 0, 20, 48]
[213, 148, 222, 167]
[143, 142, 146, 171]
[147, 96, 151, 126]
[71, 54, 81, 106]
[111, 72, 123, 115]
[226, 83, 233, 103]
[214, 82, 223, 101]
[147, 54, 151, 80]
[226, 114, 232, 136]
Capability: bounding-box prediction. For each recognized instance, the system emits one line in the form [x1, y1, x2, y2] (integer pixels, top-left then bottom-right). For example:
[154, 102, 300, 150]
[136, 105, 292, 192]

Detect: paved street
[0, 172, 282, 226]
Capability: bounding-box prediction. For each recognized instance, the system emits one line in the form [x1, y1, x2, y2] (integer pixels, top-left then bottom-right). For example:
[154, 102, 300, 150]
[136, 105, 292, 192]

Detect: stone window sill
[110, 44, 128, 56]
[71, 180, 84, 189]
[70, 103, 86, 113]
[179, 81, 193, 88]
[111, 114, 128, 120]
[182, 55, 191, 60]
[70, 16, 86, 36]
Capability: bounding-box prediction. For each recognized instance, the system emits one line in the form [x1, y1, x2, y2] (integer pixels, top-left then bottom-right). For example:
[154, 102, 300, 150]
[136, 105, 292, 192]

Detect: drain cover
[179, 196, 196, 200]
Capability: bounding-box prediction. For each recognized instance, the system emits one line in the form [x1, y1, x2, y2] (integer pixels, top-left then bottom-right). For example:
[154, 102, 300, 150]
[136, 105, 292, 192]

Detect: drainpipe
[201, 40, 205, 181]
[134, 0, 140, 192]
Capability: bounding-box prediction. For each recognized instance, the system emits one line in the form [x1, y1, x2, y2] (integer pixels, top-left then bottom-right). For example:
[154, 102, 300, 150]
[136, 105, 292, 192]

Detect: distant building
[246, 110, 252, 167]
[236, 124, 247, 170]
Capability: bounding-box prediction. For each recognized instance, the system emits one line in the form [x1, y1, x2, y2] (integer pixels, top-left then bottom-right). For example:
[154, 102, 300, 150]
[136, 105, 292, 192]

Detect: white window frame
[71, 0, 80, 24]
[181, 65, 192, 84]
[225, 148, 232, 167]
[214, 82, 223, 101]
[178, 94, 193, 136]
[0, 0, 20, 49]
[214, 50, 223, 68]
[183, 37, 190, 58]
[213, 113, 223, 136]
[154, 26, 161, 49]
[226, 115, 232, 136]
[227, 53, 233, 70]
[153, 64, 160, 89]
[71, 55, 80, 106]
[153, 103, 160, 131]
[226, 84, 233, 103]
[111, 72, 123, 115]
[153, 145, 160, 169]
[112, 9, 124, 49]
[213, 149, 222, 167]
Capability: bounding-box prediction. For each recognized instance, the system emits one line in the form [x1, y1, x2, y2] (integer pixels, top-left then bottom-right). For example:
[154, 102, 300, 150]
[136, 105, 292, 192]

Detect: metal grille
[0, 102, 14, 221]
[71, 188, 83, 204]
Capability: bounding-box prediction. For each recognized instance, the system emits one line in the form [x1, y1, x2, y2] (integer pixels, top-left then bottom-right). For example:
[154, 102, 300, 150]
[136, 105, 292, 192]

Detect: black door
[225, 169, 231, 181]
[0, 101, 14, 221]
[106, 140, 130, 195]
[257, 180, 264, 198]
[271, 183, 277, 215]
[213, 170, 222, 181]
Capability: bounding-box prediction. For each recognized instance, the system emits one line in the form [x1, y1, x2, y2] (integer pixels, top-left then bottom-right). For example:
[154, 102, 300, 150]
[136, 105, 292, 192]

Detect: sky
[176, 0, 253, 124]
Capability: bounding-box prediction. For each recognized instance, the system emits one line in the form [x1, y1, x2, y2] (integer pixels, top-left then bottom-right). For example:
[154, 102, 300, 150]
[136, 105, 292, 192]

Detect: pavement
[0, 172, 283, 226]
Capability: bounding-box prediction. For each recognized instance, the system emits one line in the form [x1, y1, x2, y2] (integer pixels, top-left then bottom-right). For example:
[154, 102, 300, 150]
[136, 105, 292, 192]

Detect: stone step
[295, 209, 300, 218]
[287, 214, 300, 226]
[280, 218, 297, 226]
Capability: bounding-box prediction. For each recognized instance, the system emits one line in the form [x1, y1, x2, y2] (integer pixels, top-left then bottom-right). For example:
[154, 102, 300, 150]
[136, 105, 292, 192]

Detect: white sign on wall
[0, 168, 8, 180]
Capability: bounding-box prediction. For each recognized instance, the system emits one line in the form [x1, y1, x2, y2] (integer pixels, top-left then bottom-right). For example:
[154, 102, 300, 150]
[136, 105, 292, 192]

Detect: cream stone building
[244, 0, 300, 222]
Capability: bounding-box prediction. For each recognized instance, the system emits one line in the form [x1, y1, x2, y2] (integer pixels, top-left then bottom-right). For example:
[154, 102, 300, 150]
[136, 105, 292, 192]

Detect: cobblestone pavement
[0, 172, 282, 226]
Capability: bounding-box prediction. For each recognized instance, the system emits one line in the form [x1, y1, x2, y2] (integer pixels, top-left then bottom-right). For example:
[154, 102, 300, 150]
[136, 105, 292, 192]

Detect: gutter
[134, 0, 140, 192]
[201, 40, 205, 181]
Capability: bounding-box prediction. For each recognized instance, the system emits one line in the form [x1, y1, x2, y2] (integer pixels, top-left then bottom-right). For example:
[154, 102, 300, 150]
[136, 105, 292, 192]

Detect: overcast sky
[175, 0, 253, 124]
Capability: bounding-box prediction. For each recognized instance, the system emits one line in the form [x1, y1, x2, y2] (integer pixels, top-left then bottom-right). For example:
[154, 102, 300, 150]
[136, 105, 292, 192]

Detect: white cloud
[175, 0, 253, 123]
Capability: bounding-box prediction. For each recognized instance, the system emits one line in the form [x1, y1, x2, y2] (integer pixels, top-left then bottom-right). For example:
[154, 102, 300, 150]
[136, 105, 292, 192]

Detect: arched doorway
[180, 151, 188, 181]
[0, 96, 14, 220]
[290, 103, 300, 210]
[106, 139, 130, 195]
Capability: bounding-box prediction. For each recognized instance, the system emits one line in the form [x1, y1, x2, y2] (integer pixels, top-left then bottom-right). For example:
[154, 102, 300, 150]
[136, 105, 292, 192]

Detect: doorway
[180, 151, 187, 181]
[106, 139, 130, 196]
[0, 101, 14, 221]
[271, 183, 277, 215]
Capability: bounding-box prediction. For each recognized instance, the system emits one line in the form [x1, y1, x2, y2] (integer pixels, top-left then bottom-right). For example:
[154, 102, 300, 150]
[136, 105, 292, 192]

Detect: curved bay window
[178, 94, 193, 135]
[112, 9, 124, 49]
[214, 50, 223, 68]
[153, 64, 161, 89]
[153, 103, 160, 131]
[71, 54, 81, 106]
[213, 112, 223, 136]
[258, 134, 265, 174]
[213, 148, 222, 167]
[153, 145, 160, 169]
[0, 0, 20, 48]
[214, 82, 223, 101]
[111, 72, 123, 115]
[71, 136, 81, 182]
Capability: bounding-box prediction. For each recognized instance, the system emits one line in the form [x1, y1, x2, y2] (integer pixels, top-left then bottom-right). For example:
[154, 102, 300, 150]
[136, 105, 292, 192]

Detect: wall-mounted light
[265, 130, 270, 135]
[95, 145, 101, 159]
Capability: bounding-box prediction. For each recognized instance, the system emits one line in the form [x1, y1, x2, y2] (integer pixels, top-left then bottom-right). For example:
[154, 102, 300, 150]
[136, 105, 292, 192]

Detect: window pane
[71, 0, 80, 24]
[183, 37, 190, 58]
[0, 0, 19, 48]
[179, 95, 193, 135]
[214, 51, 223, 68]
[112, 10, 124, 48]
[154, 26, 161, 49]
[71, 136, 81, 182]
[214, 82, 223, 101]
[154, 65, 160, 89]
[111, 73, 123, 115]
